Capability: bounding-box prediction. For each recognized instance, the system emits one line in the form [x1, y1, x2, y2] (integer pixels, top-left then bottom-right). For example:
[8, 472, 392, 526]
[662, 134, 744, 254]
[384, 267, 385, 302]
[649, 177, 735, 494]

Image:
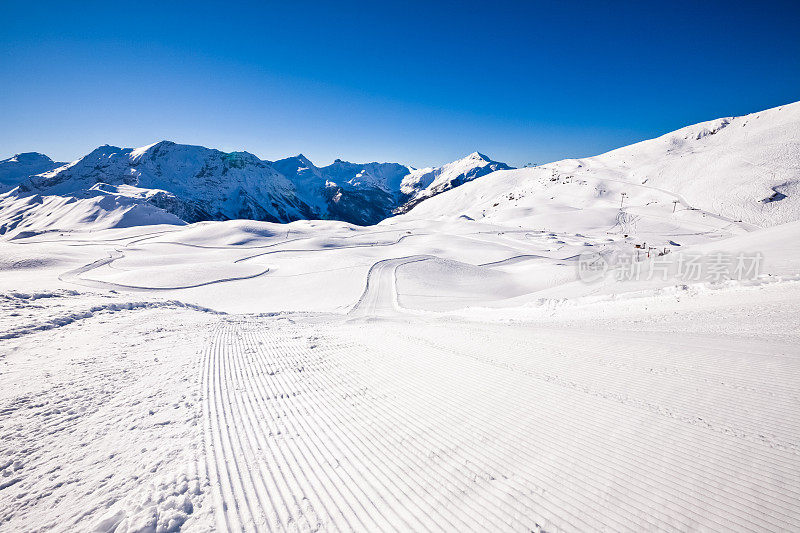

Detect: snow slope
[1, 212, 799, 530]
[0, 185, 184, 239]
[403, 101, 800, 227]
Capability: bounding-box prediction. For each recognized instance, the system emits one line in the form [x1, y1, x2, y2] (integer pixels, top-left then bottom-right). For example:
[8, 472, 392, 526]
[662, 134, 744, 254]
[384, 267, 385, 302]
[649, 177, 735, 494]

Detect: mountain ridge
[0, 143, 510, 235]
[4, 100, 797, 239]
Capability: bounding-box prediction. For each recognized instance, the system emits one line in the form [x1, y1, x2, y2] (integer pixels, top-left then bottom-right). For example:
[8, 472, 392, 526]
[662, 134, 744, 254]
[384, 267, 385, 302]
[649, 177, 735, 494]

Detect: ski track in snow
[233, 233, 418, 264]
[348, 256, 432, 316]
[194, 316, 800, 532]
[57, 248, 272, 292]
[39, 229, 421, 293]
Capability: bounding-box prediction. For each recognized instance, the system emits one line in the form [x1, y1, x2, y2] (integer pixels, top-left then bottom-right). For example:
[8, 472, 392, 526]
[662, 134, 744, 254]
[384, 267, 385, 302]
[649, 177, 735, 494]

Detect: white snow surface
[2, 101, 800, 532]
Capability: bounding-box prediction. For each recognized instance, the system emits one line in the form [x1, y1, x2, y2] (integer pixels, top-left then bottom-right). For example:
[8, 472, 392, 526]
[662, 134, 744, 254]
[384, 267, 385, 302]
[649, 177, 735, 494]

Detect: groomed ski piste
[1, 102, 799, 531]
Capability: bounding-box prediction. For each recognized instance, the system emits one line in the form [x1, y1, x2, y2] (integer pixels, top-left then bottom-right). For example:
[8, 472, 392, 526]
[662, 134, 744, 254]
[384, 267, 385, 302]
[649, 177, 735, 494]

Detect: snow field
[1, 102, 799, 531]
[0, 296, 219, 531]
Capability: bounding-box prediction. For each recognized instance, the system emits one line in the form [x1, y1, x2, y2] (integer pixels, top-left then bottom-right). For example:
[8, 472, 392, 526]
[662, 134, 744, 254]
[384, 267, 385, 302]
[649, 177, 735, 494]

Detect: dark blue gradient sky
[2, 0, 798, 167]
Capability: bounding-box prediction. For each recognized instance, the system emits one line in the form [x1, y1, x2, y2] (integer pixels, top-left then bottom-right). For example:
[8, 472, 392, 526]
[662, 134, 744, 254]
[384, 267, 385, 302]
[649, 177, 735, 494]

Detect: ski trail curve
[58, 249, 271, 291]
[348, 255, 432, 317]
[234, 233, 418, 264]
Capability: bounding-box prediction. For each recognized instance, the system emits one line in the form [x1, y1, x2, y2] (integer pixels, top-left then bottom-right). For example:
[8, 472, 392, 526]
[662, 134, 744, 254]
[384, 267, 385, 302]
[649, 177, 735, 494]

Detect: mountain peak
[130, 140, 208, 160]
[466, 151, 491, 162]
[80, 145, 129, 161]
[0, 152, 64, 192]
[294, 154, 315, 166]
[15, 152, 53, 162]
[273, 154, 319, 176]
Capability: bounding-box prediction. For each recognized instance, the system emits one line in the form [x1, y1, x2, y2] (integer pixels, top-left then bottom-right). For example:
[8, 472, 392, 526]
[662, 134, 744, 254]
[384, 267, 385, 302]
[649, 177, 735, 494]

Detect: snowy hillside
[404, 101, 800, 227]
[0, 185, 184, 238]
[0, 152, 64, 193]
[3, 201, 799, 531]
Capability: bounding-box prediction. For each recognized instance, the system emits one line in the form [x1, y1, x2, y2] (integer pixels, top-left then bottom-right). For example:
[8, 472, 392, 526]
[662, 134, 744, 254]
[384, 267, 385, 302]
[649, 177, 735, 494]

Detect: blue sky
[2, 0, 798, 167]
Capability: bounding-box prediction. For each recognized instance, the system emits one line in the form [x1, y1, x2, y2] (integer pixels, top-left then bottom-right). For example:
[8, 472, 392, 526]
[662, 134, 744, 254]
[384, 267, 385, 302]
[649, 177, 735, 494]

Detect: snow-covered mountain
[395, 152, 511, 214]
[19, 142, 314, 223]
[1, 143, 509, 234]
[271, 155, 408, 225]
[401, 101, 800, 228]
[271, 154, 510, 224]
[0, 152, 64, 193]
[6, 99, 796, 239]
